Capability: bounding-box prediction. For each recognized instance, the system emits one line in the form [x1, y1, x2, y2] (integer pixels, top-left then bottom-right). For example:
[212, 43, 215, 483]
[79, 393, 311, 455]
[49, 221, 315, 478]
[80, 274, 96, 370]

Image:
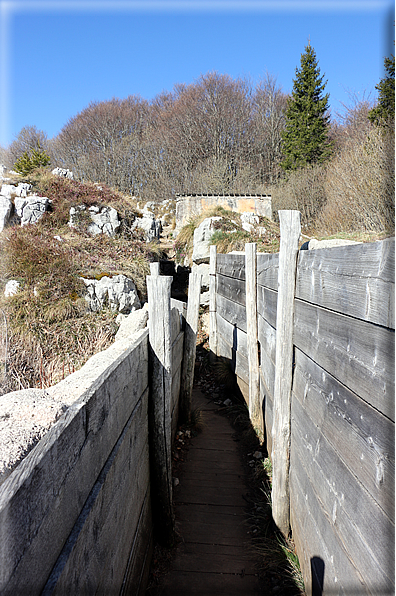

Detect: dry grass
[0, 170, 160, 393]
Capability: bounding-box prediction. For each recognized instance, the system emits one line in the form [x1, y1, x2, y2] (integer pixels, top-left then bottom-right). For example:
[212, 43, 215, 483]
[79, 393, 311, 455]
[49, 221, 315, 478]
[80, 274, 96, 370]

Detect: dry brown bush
[318, 125, 394, 234]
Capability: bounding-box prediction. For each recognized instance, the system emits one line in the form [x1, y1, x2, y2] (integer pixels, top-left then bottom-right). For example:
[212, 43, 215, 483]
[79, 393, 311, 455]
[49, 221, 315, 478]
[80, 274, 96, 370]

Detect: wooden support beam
[245, 243, 261, 434]
[271, 210, 301, 537]
[179, 272, 202, 424]
[150, 262, 160, 276]
[147, 274, 174, 546]
[209, 245, 218, 363]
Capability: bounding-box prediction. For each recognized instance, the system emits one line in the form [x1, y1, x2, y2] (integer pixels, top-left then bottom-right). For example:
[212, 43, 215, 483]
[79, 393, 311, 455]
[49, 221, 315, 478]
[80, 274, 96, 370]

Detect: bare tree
[7, 125, 50, 167]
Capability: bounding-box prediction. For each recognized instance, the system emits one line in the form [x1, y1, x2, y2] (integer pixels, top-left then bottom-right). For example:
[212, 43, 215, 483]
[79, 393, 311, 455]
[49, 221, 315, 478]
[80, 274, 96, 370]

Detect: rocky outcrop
[132, 204, 162, 242]
[115, 304, 149, 341]
[69, 205, 121, 237]
[0, 197, 12, 232]
[4, 280, 20, 297]
[81, 274, 141, 314]
[192, 216, 222, 264]
[52, 167, 74, 179]
[14, 195, 51, 226]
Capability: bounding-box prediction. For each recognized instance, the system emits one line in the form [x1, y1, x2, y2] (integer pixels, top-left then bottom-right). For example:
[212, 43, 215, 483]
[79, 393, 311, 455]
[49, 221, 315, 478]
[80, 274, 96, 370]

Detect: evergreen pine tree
[13, 142, 50, 175]
[368, 54, 395, 125]
[281, 43, 333, 171]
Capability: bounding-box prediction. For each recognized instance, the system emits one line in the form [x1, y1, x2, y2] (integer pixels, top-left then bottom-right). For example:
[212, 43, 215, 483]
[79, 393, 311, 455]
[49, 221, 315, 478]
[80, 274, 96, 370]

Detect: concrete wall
[175, 194, 272, 229]
[0, 301, 186, 595]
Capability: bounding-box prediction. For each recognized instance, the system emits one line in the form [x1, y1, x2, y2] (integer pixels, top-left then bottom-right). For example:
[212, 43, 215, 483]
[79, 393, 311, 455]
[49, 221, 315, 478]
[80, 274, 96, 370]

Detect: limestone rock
[4, 280, 20, 297]
[0, 196, 12, 232]
[81, 274, 141, 314]
[0, 184, 17, 199]
[52, 167, 74, 179]
[69, 204, 120, 237]
[241, 212, 259, 233]
[115, 304, 148, 341]
[14, 183, 32, 197]
[14, 195, 51, 226]
[192, 217, 222, 264]
[132, 212, 162, 242]
[192, 263, 210, 290]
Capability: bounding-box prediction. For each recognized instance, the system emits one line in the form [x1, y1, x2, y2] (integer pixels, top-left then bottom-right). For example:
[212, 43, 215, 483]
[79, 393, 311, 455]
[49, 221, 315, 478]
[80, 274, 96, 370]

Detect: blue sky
[0, 0, 394, 148]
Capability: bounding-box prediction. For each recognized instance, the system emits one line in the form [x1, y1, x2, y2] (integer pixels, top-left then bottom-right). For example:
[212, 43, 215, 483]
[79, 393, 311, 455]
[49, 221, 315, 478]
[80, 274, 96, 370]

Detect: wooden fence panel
[257, 286, 277, 329]
[216, 293, 247, 333]
[294, 299, 395, 420]
[292, 348, 394, 518]
[296, 238, 395, 329]
[216, 253, 245, 280]
[257, 252, 279, 290]
[216, 273, 246, 307]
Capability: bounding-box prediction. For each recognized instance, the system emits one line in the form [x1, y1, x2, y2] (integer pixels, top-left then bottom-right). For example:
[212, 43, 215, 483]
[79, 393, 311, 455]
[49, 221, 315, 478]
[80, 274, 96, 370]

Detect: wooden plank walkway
[159, 387, 262, 596]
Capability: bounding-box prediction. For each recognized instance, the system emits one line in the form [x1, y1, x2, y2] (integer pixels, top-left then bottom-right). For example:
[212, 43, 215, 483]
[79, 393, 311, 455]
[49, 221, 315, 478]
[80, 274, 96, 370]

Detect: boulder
[69, 205, 120, 237]
[81, 274, 141, 314]
[52, 167, 74, 179]
[241, 212, 259, 233]
[192, 217, 222, 264]
[0, 196, 12, 232]
[14, 183, 32, 197]
[14, 195, 51, 226]
[132, 213, 162, 242]
[4, 280, 20, 297]
[115, 304, 149, 341]
[192, 263, 210, 290]
[0, 184, 17, 199]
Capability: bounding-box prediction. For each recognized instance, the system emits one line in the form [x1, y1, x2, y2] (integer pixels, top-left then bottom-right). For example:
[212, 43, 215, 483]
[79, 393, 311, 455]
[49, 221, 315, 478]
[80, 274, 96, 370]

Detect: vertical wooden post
[150, 262, 160, 276]
[245, 243, 261, 434]
[271, 210, 301, 536]
[147, 273, 174, 546]
[179, 271, 202, 424]
[209, 245, 218, 363]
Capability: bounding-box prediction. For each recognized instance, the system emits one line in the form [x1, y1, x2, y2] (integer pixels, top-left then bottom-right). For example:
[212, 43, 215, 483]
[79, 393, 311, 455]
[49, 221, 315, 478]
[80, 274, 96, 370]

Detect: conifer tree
[13, 142, 50, 175]
[281, 43, 332, 171]
[368, 54, 395, 125]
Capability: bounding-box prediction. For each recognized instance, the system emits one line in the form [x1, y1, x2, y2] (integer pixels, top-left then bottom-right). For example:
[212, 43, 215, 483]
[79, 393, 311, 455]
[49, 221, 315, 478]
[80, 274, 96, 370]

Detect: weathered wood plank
[291, 397, 395, 593]
[171, 330, 184, 381]
[43, 392, 150, 596]
[0, 334, 149, 595]
[216, 273, 246, 307]
[257, 285, 277, 329]
[257, 313, 276, 366]
[216, 293, 247, 333]
[271, 209, 301, 536]
[209, 245, 218, 358]
[147, 274, 174, 546]
[294, 298, 395, 420]
[259, 347, 275, 402]
[180, 271, 202, 424]
[171, 306, 181, 344]
[216, 334, 249, 385]
[257, 252, 279, 290]
[216, 312, 248, 360]
[290, 458, 370, 596]
[292, 348, 395, 519]
[120, 488, 153, 596]
[296, 238, 395, 329]
[246, 243, 261, 431]
[259, 369, 273, 458]
[216, 253, 245, 280]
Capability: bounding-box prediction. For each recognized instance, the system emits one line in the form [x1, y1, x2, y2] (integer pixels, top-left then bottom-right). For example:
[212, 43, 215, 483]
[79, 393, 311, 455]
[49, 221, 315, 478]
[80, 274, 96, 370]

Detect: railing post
[245, 242, 261, 434]
[209, 245, 218, 363]
[179, 271, 202, 424]
[147, 272, 174, 546]
[271, 210, 301, 536]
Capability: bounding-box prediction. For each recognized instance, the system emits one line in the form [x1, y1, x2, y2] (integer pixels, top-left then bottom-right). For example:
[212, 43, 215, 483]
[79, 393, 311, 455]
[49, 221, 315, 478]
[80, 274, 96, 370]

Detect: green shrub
[13, 143, 51, 175]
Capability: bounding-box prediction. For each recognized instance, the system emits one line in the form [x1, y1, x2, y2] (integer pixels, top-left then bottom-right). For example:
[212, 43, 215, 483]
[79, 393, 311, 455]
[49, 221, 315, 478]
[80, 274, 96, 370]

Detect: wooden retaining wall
[211, 229, 395, 596]
[0, 282, 189, 594]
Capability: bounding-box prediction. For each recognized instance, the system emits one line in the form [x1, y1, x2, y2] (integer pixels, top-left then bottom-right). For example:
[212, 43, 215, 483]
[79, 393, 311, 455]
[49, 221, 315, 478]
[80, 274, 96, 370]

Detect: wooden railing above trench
[0, 210, 394, 596]
[210, 211, 394, 596]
